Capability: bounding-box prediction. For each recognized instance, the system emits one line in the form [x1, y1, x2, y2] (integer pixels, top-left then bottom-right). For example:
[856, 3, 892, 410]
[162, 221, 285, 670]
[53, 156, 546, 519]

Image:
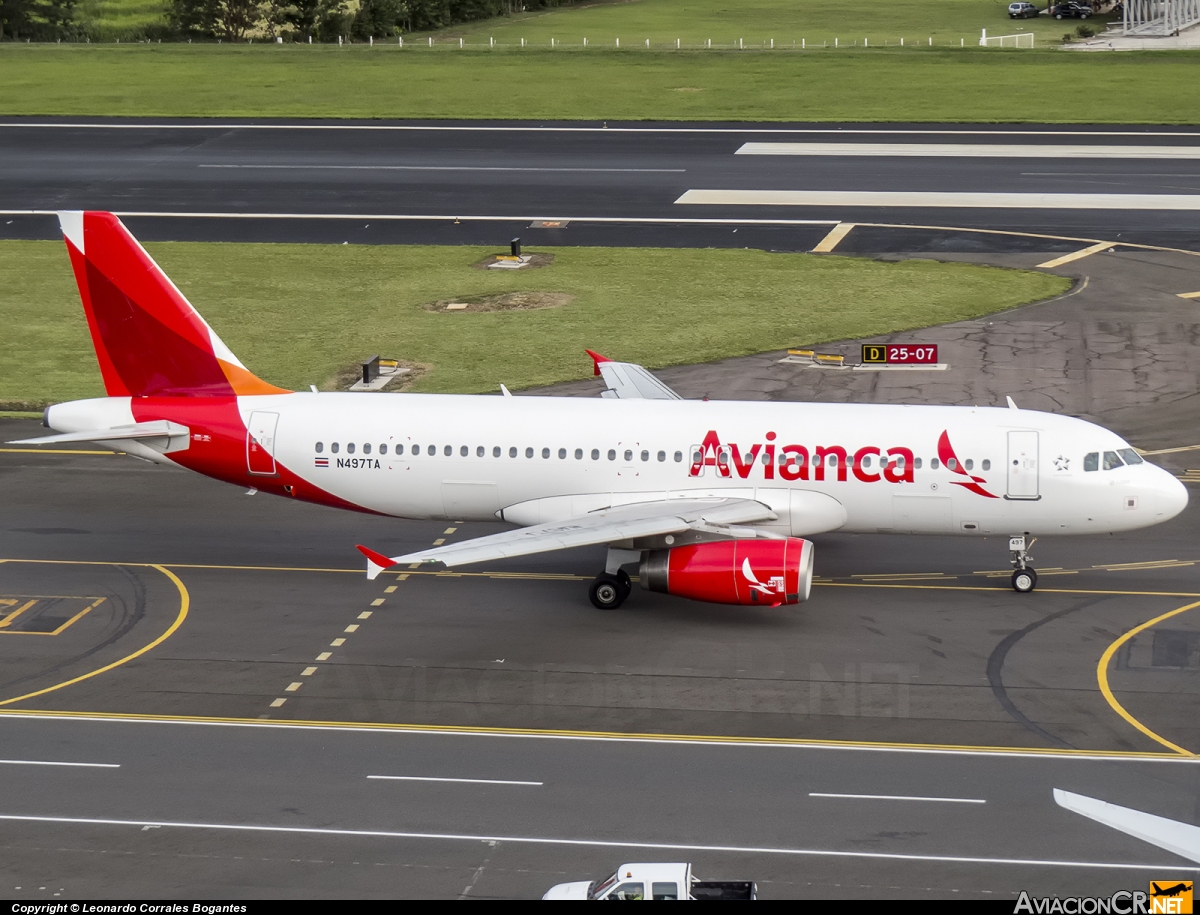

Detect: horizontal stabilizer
[9, 420, 190, 446]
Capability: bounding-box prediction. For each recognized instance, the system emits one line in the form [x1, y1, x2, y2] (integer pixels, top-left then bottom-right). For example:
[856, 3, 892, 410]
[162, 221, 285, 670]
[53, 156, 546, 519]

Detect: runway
[3, 117, 1200, 898]
[5, 118, 1200, 251]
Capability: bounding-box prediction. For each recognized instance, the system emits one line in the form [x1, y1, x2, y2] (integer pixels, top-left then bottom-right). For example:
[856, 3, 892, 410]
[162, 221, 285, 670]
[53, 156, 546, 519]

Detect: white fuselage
[230, 394, 1186, 536]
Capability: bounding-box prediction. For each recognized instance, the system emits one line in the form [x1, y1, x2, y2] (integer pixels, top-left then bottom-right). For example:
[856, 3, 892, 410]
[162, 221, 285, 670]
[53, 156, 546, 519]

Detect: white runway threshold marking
[675, 190, 1200, 210]
[809, 792, 986, 804]
[737, 142, 1200, 159]
[0, 813, 1194, 871]
[0, 758, 118, 768]
[368, 775, 543, 786]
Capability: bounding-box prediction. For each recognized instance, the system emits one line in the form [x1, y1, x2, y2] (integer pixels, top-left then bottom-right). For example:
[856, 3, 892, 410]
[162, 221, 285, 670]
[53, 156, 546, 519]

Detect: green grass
[0, 240, 1068, 408]
[456, 0, 1094, 47]
[76, 0, 170, 40]
[4, 44, 1199, 122]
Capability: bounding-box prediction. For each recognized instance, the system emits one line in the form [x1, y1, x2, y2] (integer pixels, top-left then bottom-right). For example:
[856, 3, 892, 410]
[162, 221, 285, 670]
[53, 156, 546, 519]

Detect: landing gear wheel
[590, 573, 627, 610]
[1012, 568, 1038, 593]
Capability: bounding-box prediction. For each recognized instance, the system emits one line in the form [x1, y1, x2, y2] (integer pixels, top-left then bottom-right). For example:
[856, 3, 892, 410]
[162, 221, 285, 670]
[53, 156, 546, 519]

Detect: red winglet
[356, 544, 396, 570]
[585, 349, 611, 377]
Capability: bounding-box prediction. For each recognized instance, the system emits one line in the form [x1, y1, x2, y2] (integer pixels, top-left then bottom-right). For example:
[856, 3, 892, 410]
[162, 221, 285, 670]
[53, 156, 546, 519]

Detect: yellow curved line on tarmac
[1096, 599, 1200, 757]
[0, 706, 1188, 761]
[0, 565, 190, 708]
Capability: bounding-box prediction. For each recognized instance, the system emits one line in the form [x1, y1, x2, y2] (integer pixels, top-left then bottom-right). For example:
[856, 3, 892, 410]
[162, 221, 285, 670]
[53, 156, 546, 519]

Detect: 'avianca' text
[689, 431, 915, 483]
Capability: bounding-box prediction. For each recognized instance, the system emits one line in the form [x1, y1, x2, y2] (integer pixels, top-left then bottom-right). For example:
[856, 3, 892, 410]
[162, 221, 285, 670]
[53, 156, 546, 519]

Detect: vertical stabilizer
[59, 211, 288, 398]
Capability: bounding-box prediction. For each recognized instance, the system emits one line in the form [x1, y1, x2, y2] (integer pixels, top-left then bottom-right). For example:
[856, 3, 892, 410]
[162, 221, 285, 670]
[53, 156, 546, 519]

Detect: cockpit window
[1118, 448, 1144, 466]
[1103, 451, 1124, 471]
[1083, 452, 1099, 472]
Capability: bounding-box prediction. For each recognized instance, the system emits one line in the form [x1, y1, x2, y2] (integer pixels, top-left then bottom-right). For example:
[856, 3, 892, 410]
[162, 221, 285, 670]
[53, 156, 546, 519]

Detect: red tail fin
[60, 211, 287, 397]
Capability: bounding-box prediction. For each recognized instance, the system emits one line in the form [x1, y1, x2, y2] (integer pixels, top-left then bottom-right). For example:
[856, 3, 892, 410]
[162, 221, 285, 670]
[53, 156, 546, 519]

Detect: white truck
[542, 863, 757, 900]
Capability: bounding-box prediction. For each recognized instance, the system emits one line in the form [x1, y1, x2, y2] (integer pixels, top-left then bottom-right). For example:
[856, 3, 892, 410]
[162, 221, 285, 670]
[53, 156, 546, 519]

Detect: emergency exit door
[247, 411, 279, 476]
[1006, 430, 1039, 500]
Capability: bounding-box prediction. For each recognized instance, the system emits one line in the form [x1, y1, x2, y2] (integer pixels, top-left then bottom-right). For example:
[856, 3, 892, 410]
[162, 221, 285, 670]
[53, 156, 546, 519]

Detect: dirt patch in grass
[470, 253, 556, 270]
[423, 291, 576, 314]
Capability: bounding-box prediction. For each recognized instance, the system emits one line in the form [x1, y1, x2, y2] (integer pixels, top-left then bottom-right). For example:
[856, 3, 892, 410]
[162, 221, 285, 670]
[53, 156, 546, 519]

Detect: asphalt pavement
[5, 119, 1200, 250]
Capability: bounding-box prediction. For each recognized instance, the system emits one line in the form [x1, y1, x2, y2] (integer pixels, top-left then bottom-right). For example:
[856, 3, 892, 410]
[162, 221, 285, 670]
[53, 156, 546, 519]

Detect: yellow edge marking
[0, 566, 188, 707]
[1037, 241, 1112, 269]
[0, 706, 1187, 761]
[812, 221, 855, 253]
[1139, 443, 1200, 456]
[0, 599, 37, 629]
[0, 448, 123, 455]
[1096, 599, 1200, 757]
[0, 597, 106, 637]
[1177, 291, 1200, 299]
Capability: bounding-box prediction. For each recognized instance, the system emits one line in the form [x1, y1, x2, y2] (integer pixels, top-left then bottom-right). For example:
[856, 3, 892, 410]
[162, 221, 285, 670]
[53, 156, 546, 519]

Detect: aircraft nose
[1153, 466, 1189, 522]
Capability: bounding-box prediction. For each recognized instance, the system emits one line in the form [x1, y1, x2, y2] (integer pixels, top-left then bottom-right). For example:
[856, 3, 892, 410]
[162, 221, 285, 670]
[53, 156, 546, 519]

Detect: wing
[586, 350, 682, 400]
[357, 497, 777, 579]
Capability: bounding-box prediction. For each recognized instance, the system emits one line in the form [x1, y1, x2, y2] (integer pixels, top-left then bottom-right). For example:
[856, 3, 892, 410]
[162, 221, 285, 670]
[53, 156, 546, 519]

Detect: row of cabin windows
[312, 441, 991, 472]
[1083, 449, 1143, 472]
[314, 441, 688, 462]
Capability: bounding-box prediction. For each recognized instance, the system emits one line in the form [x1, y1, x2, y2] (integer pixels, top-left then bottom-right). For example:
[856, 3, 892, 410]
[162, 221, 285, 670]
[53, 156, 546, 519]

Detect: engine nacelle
[639, 538, 815, 606]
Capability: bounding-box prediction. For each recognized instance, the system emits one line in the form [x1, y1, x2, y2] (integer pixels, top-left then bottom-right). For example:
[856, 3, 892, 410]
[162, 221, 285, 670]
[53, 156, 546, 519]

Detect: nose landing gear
[1009, 535, 1037, 593]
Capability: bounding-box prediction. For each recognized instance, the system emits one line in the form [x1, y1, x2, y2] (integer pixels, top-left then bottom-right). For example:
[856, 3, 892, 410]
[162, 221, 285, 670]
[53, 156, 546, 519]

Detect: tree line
[1, 0, 580, 42]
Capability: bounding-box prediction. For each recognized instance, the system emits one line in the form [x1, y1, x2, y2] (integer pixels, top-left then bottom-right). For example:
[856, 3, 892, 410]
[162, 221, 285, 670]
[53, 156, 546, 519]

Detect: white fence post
[676, 38, 680, 48]
[616, 37, 619, 47]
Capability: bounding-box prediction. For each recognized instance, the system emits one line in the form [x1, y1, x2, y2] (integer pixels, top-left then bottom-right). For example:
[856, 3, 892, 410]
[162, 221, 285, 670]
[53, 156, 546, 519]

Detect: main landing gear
[1009, 534, 1038, 593]
[589, 570, 632, 609]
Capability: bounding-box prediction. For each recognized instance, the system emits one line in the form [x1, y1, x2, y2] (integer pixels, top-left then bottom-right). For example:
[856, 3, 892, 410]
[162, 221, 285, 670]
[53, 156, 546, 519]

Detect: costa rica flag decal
[314, 457, 329, 468]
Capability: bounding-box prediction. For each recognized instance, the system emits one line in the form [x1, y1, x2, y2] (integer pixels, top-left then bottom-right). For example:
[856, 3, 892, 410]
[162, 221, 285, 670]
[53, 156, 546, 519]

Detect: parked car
[1053, 1, 1093, 18]
[1009, 2, 1040, 17]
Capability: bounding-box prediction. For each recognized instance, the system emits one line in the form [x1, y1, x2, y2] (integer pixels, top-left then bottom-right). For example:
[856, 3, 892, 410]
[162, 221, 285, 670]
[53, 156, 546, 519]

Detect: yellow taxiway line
[1096, 599, 1200, 757]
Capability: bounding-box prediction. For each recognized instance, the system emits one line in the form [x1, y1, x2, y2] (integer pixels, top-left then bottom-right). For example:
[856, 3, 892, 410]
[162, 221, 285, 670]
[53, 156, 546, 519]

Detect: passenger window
[315, 442, 324, 453]
[442, 445, 450, 456]
[762, 452, 770, 465]
[982, 459, 990, 471]
[674, 451, 683, 462]
[930, 458, 939, 469]
[592, 449, 600, 460]
[395, 444, 404, 455]
[559, 448, 567, 459]
[914, 457, 922, 469]
[509, 447, 518, 458]
[363, 443, 372, 455]
[608, 449, 616, 461]
[347, 443, 356, 455]
[575, 448, 583, 460]
[608, 883, 645, 901]
[862, 455, 873, 468]
[1118, 448, 1144, 465]
[526, 447, 534, 458]
[477, 446, 485, 457]
[542, 447, 550, 459]
[894, 455, 906, 469]
[493, 446, 501, 457]
[652, 882, 679, 901]
[1103, 451, 1123, 471]
[692, 449, 703, 463]
[658, 451, 666, 462]
[946, 457, 956, 470]
[380, 444, 387, 455]
[625, 450, 633, 462]
[331, 442, 340, 454]
[640, 450, 649, 462]
[460, 445, 468, 457]
[965, 458, 973, 471]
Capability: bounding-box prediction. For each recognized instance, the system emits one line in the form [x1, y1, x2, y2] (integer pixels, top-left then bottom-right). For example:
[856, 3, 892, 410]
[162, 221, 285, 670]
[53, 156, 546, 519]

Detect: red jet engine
[639, 538, 815, 606]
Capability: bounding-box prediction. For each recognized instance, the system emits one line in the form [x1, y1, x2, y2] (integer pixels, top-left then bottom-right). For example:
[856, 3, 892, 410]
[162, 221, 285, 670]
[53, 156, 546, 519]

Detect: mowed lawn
[4, 44, 1198, 122]
[0, 240, 1067, 408]
[457, 0, 1089, 47]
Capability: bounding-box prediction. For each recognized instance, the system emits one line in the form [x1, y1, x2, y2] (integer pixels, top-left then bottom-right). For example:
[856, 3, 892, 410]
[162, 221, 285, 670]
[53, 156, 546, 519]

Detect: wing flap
[366, 497, 776, 573]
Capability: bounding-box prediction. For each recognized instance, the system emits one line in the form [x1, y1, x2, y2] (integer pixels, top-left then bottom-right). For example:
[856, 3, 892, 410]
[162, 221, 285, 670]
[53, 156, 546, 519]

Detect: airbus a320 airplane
[14, 212, 1188, 609]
